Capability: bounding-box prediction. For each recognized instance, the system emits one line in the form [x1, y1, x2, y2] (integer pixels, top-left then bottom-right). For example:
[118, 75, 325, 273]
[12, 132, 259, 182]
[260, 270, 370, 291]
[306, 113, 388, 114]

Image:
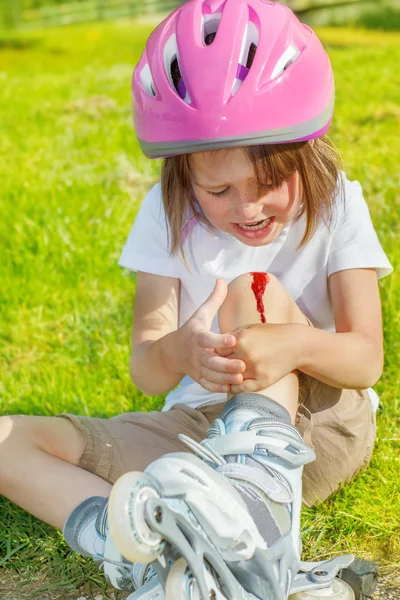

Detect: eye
[260, 180, 278, 192]
[208, 187, 230, 197]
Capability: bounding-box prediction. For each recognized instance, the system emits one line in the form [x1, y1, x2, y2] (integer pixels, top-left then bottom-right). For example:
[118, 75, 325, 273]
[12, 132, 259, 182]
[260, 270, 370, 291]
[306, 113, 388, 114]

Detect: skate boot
[108, 394, 357, 600]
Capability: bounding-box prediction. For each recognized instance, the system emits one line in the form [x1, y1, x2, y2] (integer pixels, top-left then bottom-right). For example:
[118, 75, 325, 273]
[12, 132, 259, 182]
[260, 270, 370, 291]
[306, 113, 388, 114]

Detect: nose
[233, 193, 265, 221]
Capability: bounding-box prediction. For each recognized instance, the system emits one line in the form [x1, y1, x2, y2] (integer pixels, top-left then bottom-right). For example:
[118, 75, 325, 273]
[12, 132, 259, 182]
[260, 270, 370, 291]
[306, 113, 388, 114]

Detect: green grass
[304, 2, 400, 31]
[0, 17, 400, 598]
[354, 6, 400, 31]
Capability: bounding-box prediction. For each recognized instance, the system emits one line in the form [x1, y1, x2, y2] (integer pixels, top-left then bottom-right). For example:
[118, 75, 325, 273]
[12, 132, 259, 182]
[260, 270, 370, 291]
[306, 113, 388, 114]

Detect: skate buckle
[204, 430, 315, 468]
[290, 555, 355, 595]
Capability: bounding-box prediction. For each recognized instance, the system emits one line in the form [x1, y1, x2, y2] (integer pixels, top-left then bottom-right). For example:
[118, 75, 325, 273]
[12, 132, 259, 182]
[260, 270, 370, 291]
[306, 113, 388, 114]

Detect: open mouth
[236, 218, 271, 231]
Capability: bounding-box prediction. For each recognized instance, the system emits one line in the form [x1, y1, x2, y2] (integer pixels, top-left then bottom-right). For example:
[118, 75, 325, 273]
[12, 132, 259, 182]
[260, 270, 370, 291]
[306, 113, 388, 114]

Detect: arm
[297, 268, 384, 389]
[131, 274, 245, 396]
[130, 271, 185, 396]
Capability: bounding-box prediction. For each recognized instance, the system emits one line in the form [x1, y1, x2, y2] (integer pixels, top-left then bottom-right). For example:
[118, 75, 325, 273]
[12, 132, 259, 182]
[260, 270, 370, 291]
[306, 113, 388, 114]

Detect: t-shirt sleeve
[327, 179, 393, 279]
[118, 183, 181, 277]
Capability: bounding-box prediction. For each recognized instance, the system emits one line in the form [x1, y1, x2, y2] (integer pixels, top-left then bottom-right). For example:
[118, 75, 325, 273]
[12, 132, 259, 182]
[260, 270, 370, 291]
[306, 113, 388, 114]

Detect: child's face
[189, 148, 301, 246]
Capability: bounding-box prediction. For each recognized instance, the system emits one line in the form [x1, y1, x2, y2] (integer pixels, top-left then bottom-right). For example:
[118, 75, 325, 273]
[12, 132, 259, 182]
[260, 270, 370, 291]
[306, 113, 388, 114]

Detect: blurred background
[1, 0, 400, 30]
[0, 0, 399, 599]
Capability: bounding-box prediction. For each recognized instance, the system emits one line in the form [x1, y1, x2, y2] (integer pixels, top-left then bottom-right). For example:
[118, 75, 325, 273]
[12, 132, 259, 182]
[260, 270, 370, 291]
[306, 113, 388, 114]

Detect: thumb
[193, 278, 228, 329]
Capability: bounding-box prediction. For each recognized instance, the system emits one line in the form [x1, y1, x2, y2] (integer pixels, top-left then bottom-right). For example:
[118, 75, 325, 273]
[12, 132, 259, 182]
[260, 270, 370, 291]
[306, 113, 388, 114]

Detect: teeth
[237, 218, 269, 231]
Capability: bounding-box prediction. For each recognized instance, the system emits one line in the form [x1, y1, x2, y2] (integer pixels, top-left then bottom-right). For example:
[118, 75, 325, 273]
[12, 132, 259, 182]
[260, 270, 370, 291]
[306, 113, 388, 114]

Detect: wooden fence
[0, 0, 392, 31]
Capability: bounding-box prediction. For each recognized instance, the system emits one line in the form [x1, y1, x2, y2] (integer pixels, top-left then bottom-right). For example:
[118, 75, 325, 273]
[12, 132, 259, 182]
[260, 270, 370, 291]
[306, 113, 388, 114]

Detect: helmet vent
[164, 34, 191, 104]
[202, 13, 222, 45]
[140, 64, 156, 97]
[232, 21, 259, 96]
[270, 44, 300, 81]
[246, 42, 257, 69]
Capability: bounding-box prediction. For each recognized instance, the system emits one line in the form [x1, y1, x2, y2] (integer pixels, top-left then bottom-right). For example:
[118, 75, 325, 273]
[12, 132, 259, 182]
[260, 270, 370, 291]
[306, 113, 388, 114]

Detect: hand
[176, 279, 246, 393]
[217, 323, 301, 393]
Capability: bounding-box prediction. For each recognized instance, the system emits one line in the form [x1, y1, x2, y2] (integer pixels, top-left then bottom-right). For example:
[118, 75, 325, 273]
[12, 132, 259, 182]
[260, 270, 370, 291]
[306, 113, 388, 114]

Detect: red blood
[250, 272, 270, 324]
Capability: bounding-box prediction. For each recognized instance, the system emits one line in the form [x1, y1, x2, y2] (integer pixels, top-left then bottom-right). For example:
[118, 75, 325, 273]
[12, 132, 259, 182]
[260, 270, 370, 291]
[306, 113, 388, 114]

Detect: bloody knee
[218, 271, 293, 332]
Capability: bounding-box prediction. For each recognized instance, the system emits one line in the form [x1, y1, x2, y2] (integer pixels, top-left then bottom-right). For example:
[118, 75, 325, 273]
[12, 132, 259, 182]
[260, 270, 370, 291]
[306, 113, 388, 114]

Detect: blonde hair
[160, 136, 342, 272]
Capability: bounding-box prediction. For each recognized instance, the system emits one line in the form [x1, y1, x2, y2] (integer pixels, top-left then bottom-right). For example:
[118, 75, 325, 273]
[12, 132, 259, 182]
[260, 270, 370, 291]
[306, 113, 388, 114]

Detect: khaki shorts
[58, 378, 376, 507]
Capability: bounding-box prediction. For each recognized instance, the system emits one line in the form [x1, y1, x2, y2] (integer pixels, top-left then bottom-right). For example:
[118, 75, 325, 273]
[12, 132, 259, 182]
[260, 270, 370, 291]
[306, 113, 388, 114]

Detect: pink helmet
[132, 0, 335, 158]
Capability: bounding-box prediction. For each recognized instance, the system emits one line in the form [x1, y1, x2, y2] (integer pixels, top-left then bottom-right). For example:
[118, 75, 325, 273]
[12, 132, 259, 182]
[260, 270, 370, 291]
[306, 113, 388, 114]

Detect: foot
[108, 394, 316, 599]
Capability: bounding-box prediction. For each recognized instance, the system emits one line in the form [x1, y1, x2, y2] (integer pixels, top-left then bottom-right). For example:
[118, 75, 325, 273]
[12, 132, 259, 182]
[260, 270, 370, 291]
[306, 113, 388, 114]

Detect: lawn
[0, 16, 399, 599]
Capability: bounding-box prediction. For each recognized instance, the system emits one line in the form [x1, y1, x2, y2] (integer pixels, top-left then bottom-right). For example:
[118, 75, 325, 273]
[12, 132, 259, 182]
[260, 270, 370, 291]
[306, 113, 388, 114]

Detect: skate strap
[216, 462, 293, 504]
[202, 430, 315, 468]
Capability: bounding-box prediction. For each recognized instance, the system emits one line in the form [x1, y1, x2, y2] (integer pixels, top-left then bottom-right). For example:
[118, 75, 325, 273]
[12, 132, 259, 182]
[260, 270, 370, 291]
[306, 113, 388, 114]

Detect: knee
[0, 416, 33, 479]
[219, 272, 295, 331]
[227, 271, 277, 291]
[0, 415, 40, 455]
[226, 272, 288, 306]
[0, 414, 84, 466]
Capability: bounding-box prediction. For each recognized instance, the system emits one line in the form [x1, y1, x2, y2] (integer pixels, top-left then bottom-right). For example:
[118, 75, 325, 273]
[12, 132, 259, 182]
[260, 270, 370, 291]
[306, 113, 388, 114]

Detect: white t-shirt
[119, 174, 392, 412]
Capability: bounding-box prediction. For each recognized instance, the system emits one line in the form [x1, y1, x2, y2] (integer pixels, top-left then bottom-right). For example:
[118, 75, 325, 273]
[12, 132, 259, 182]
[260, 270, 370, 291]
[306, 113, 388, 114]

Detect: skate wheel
[108, 471, 165, 564]
[166, 558, 226, 600]
[289, 577, 355, 599]
[166, 558, 197, 600]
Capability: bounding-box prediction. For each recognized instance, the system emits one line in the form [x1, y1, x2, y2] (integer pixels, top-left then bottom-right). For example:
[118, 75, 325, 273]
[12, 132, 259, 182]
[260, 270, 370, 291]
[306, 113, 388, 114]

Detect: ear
[309, 139, 315, 147]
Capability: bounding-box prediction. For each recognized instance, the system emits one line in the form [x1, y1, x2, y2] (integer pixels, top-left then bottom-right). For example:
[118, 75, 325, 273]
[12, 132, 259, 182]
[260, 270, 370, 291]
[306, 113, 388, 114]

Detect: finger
[216, 346, 236, 358]
[231, 379, 261, 394]
[199, 377, 231, 394]
[205, 354, 246, 374]
[199, 331, 236, 349]
[193, 278, 228, 329]
[200, 365, 244, 385]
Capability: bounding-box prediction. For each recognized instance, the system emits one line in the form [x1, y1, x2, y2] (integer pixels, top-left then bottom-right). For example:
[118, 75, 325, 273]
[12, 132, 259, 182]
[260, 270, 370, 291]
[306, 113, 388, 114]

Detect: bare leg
[0, 415, 111, 529]
[218, 272, 309, 423]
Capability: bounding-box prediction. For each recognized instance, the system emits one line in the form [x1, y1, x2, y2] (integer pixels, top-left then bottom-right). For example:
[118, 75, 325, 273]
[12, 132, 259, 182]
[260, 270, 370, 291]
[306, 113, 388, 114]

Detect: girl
[0, 0, 392, 598]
